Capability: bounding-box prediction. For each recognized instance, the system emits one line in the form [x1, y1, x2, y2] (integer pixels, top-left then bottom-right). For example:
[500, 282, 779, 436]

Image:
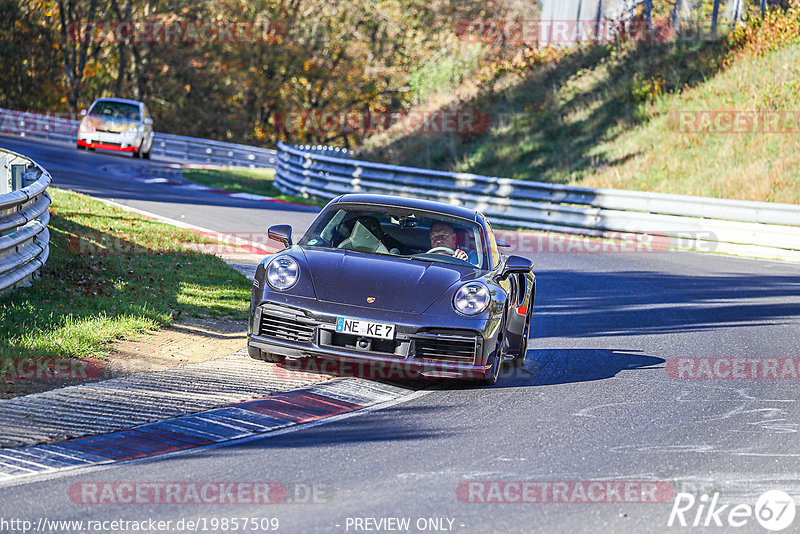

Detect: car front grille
[259, 311, 314, 343]
[319, 331, 406, 356]
[414, 334, 478, 365]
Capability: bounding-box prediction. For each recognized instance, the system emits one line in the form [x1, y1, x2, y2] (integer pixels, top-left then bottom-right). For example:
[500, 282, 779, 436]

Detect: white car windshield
[89, 101, 141, 121]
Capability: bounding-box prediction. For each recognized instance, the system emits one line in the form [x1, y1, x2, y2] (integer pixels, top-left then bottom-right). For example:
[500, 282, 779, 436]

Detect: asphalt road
[2, 134, 800, 533]
[0, 134, 319, 236]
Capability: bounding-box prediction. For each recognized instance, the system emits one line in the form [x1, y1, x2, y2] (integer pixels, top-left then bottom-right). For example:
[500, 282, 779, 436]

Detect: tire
[262, 352, 285, 363]
[132, 148, 141, 159]
[513, 307, 532, 368]
[478, 338, 503, 386]
[247, 345, 285, 364]
[142, 149, 151, 160]
[77, 142, 85, 150]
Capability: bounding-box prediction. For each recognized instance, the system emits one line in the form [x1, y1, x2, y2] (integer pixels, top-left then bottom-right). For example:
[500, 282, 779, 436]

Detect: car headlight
[453, 282, 490, 316]
[125, 124, 140, 134]
[78, 120, 94, 133]
[267, 256, 299, 291]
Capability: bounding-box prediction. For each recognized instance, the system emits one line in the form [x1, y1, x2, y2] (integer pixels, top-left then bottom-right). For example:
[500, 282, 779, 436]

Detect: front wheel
[247, 345, 285, 364]
[478, 338, 503, 386]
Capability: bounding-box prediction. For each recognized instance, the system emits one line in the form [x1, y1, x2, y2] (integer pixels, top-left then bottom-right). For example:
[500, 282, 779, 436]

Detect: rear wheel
[142, 148, 151, 160]
[513, 307, 532, 368]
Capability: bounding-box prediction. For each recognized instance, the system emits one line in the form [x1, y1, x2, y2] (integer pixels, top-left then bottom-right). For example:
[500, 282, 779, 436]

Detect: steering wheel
[426, 246, 455, 255]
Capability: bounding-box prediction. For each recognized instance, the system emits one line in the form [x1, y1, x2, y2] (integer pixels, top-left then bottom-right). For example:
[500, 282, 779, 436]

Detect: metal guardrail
[0, 108, 277, 167]
[275, 141, 800, 262]
[294, 145, 355, 159]
[0, 148, 51, 295]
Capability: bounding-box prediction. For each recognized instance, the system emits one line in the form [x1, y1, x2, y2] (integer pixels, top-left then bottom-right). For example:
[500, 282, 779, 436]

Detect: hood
[302, 247, 472, 314]
[83, 115, 137, 133]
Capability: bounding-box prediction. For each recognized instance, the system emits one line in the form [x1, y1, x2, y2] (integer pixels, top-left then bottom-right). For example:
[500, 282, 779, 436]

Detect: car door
[485, 219, 527, 356]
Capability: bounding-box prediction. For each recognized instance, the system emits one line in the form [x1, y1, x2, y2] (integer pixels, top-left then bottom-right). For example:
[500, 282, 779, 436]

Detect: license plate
[335, 317, 396, 340]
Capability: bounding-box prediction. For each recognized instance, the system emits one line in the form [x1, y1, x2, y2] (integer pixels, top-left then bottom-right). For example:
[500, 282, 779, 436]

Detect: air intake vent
[414, 334, 478, 365]
[259, 311, 314, 343]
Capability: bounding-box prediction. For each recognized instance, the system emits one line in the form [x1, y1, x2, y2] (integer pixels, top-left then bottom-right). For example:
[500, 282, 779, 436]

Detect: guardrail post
[0, 156, 8, 194]
[11, 164, 25, 191]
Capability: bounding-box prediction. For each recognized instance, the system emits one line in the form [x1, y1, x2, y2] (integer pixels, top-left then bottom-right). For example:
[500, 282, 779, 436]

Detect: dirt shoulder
[2, 317, 248, 399]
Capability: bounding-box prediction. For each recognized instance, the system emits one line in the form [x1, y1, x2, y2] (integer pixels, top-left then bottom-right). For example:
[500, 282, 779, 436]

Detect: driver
[428, 222, 472, 262]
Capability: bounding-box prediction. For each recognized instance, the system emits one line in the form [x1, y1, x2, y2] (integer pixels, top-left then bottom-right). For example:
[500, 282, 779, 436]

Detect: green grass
[0, 188, 252, 363]
[358, 16, 800, 204]
[182, 167, 326, 206]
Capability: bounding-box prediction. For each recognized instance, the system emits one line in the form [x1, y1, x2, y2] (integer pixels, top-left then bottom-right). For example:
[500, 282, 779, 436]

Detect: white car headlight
[267, 256, 299, 291]
[453, 282, 490, 315]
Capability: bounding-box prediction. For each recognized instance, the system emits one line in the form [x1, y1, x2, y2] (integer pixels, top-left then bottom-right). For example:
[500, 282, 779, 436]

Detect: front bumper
[248, 301, 496, 380]
[78, 133, 140, 152]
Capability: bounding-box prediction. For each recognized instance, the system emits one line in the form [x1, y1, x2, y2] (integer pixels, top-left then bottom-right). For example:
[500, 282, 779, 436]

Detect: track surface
[0, 134, 319, 235]
[2, 134, 800, 533]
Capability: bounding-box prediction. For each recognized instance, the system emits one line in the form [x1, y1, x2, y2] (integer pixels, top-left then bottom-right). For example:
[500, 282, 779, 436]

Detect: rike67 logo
[668, 490, 796, 531]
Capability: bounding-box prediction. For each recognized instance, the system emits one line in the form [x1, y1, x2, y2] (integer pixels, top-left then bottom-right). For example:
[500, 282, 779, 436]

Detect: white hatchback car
[77, 98, 154, 159]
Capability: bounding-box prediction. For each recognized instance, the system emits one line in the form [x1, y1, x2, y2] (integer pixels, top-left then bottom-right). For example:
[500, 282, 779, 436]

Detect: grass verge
[0, 188, 252, 369]
[358, 6, 800, 203]
[182, 167, 327, 207]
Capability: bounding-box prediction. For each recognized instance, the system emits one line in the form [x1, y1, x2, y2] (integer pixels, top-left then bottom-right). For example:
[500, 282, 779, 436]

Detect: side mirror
[500, 255, 533, 280]
[268, 224, 292, 248]
[80, 109, 87, 116]
[144, 118, 153, 126]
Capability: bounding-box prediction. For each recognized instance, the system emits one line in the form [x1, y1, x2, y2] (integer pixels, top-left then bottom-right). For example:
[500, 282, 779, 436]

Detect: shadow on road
[519, 348, 664, 386]
[532, 269, 800, 338]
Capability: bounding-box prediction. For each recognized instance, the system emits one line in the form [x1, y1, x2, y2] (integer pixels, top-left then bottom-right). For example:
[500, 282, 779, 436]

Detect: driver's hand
[453, 249, 468, 261]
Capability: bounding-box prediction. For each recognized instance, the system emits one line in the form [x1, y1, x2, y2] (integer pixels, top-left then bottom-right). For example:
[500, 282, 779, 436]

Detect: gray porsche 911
[247, 194, 534, 384]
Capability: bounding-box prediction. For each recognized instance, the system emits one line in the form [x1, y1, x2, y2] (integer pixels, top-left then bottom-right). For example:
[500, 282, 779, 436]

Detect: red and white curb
[0, 376, 411, 484]
[0, 350, 334, 449]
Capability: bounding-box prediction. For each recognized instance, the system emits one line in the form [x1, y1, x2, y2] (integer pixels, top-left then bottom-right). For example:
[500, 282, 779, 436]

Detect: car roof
[90, 98, 144, 108]
[332, 194, 479, 221]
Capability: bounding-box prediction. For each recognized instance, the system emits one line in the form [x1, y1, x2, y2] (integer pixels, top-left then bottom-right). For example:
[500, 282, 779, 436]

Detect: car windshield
[300, 203, 489, 270]
[89, 101, 141, 121]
